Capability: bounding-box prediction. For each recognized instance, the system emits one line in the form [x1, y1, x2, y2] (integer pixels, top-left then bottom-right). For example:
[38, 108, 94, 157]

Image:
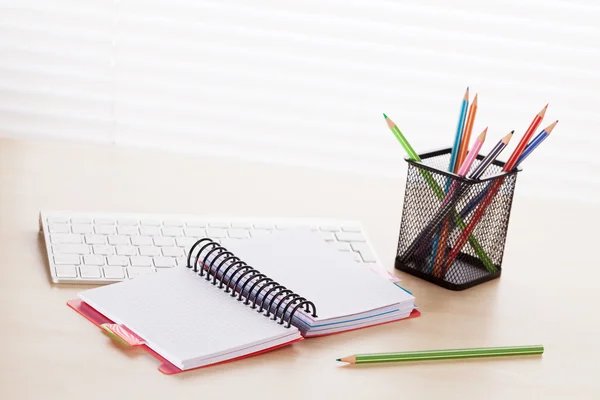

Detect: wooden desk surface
[0, 138, 597, 399]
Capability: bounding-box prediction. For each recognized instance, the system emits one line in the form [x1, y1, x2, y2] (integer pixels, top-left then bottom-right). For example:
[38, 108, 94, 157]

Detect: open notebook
[69, 228, 419, 374]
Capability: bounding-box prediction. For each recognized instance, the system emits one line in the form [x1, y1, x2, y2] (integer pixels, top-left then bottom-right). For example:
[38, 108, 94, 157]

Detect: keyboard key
[154, 257, 176, 268]
[250, 229, 270, 237]
[79, 266, 102, 279]
[320, 232, 335, 242]
[341, 225, 362, 232]
[85, 235, 106, 245]
[54, 254, 80, 265]
[50, 234, 81, 244]
[162, 227, 183, 237]
[83, 255, 105, 265]
[184, 228, 205, 237]
[95, 225, 116, 235]
[139, 246, 161, 256]
[52, 244, 90, 255]
[140, 219, 161, 226]
[351, 243, 377, 262]
[128, 267, 154, 279]
[231, 222, 252, 229]
[254, 223, 273, 229]
[276, 224, 295, 230]
[117, 226, 138, 235]
[209, 222, 229, 228]
[108, 235, 130, 245]
[103, 267, 125, 279]
[335, 232, 366, 242]
[47, 216, 68, 224]
[93, 245, 114, 255]
[71, 217, 92, 224]
[131, 256, 152, 267]
[49, 224, 70, 233]
[228, 229, 249, 239]
[206, 228, 227, 238]
[95, 218, 115, 225]
[116, 245, 137, 256]
[140, 226, 161, 236]
[162, 247, 184, 257]
[131, 236, 153, 246]
[164, 220, 184, 227]
[153, 237, 174, 247]
[117, 219, 138, 226]
[177, 237, 197, 248]
[107, 256, 129, 266]
[55, 265, 77, 278]
[319, 225, 340, 232]
[71, 224, 93, 234]
[186, 221, 207, 228]
[176, 257, 187, 267]
[331, 242, 351, 252]
[350, 252, 362, 262]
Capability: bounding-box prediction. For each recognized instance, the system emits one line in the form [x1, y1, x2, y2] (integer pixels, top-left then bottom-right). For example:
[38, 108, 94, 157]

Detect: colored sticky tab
[100, 323, 145, 347]
[367, 264, 402, 283]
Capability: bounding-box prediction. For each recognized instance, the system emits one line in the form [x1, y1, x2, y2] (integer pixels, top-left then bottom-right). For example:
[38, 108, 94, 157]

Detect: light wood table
[0, 138, 597, 399]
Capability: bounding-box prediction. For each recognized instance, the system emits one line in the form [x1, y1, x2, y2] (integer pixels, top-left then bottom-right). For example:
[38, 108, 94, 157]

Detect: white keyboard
[39, 211, 383, 284]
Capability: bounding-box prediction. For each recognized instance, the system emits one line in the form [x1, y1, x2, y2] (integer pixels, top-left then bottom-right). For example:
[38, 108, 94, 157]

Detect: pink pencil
[431, 128, 487, 276]
[457, 128, 487, 177]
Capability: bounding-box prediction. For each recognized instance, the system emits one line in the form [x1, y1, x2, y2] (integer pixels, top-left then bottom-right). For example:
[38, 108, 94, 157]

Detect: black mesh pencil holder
[394, 148, 521, 291]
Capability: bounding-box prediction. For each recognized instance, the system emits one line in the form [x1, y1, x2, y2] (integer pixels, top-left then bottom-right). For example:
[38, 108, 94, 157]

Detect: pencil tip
[545, 120, 559, 134]
[383, 113, 388, 119]
[478, 127, 487, 141]
[336, 358, 341, 362]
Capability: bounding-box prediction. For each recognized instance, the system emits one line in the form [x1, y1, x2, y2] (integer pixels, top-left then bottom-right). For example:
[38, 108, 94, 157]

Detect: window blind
[1, 0, 598, 202]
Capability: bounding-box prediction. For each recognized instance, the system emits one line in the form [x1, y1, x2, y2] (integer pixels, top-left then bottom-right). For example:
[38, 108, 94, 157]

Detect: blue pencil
[427, 88, 469, 272]
[449, 88, 470, 173]
[517, 120, 558, 165]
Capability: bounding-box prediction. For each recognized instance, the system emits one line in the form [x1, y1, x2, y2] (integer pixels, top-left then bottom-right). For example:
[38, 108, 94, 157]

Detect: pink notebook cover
[67, 299, 304, 375]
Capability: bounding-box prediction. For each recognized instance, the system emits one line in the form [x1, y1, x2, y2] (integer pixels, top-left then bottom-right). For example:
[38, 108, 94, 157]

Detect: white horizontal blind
[1, 0, 598, 202]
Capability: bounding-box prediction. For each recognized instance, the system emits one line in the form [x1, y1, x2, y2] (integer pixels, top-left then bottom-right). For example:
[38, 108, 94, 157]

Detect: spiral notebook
[68, 228, 419, 374]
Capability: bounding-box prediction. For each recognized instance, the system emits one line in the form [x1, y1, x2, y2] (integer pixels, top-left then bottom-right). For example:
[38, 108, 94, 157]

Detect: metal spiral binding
[187, 237, 317, 328]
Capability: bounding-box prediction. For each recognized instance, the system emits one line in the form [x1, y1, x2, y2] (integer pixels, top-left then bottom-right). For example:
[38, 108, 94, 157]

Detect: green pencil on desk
[337, 345, 544, 365]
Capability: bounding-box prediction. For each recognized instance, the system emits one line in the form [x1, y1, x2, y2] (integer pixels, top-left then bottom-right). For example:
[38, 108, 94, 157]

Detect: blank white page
[79, 266, 298, 370]
[220, 228, 414, 322]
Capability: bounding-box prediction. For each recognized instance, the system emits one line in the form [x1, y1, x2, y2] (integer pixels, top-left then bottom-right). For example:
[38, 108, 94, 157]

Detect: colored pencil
[441, 106, 549, 274]
[384, 114, 495, 272]
[503, 104, 548, 171]
[448, 88, 469, 173]
[456, 93, 478, 171]
[431, 128, 487, 276]
[429, 89, 471, 269]
[468, 130, 514, 180]
[337, 345, 544, 364]
[383, 113, 421, 162]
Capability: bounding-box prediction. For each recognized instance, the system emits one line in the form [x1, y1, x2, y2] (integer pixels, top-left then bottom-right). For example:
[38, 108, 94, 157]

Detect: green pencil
[383, 114, 496, 272]
[337, 345, 544, 364]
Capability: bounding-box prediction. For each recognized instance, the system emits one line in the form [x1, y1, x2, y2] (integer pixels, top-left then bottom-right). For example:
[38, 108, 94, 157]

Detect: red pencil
[503, 104, 548, 172]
